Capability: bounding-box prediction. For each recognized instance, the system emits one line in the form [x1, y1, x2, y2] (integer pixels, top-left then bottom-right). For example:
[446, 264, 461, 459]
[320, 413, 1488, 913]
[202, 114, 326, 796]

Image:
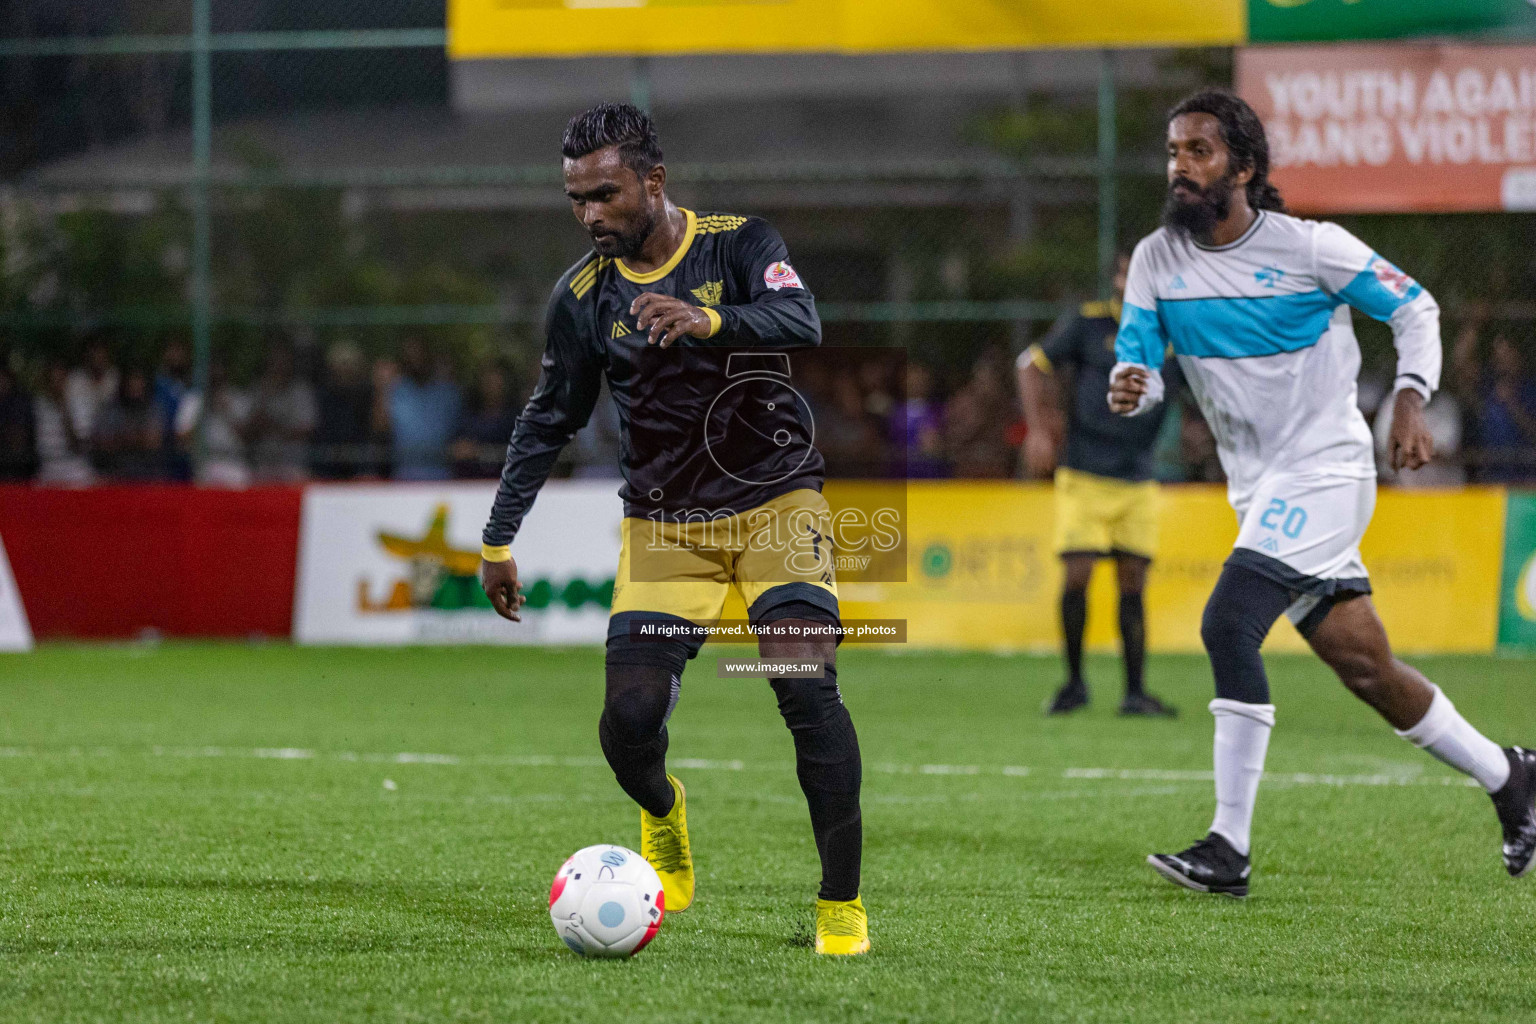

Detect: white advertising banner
[0, 535, 33, 653]
[293, 481, 623, 646]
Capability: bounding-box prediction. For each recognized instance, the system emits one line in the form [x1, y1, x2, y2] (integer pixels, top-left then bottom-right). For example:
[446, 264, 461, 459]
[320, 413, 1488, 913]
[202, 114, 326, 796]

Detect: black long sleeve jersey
[483, 209, 825, 547]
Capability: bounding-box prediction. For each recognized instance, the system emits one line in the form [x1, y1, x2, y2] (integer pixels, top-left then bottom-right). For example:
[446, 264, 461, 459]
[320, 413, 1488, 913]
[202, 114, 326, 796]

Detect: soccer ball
[548, 844, 665, 958]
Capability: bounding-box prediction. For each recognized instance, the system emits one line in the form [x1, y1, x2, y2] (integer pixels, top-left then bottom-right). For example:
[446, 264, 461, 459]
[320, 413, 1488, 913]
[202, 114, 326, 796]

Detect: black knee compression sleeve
[599, 638, 690, 818]
[770, 663, 863, 901]
[1200, 563, 1294, 705]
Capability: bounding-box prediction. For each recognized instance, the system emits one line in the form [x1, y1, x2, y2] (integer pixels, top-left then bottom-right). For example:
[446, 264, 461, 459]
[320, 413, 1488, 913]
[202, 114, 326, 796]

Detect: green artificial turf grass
[0, 643, 1532, 1023]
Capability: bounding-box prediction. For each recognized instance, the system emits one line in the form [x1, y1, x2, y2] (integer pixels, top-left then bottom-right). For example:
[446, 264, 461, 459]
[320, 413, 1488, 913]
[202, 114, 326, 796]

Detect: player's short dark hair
[1168, 89, 1286, 214]
[562, 103, 663, 179]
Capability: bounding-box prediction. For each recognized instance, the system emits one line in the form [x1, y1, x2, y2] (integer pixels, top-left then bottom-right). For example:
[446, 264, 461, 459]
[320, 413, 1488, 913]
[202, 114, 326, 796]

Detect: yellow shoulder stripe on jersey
[617, 208, 698, 284]
[1079, 298, 1123, 320]
[696, 214, 748, 234]
[570, 257, 610, 299]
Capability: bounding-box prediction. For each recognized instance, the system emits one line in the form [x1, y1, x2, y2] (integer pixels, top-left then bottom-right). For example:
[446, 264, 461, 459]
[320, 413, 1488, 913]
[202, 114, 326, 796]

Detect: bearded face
[1162, 172, 1237, 242]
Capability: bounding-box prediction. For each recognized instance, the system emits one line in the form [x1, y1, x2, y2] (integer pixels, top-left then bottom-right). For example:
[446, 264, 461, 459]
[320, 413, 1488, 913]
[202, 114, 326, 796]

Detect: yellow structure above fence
[447, 0, 1245, 59]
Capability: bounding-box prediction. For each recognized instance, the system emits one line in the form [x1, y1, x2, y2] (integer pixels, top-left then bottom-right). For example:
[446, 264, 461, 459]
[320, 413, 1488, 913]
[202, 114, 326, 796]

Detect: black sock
[1119, 591, 1146, 697]
[598, 661, 680, 818]
[1061, 587, 1088, 689]
[771, 664, 862, 902]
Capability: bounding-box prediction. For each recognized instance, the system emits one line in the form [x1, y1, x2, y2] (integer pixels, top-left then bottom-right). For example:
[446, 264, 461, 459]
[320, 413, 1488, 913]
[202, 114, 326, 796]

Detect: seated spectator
[1374, 390, 1464, 488]
[312, 342, 376, 480]
[248, 346, 317, 483]
[175, 360, 253, 488]
[1468, 334, 1536, 482]
[386, 337, 462, 481]
[891, 363, 947, 479]
[945, 349, 1016, 478]
[857, 359, 895, 420]
[64, 337, 118, 442]
[93, 367, 165, 480]
[34, 360, 95, 486]
[454, 361, 519, 479]
[818, 375, 886, 477]
[155, 340, 193, 481]
[0, 364, 35, 480]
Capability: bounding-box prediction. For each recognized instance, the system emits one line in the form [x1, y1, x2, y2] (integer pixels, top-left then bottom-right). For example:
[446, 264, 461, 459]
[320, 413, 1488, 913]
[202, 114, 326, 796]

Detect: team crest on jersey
[1254, 265, 1286, 288]
[763, 261, 803, 291]
[1371, 257, 1417, 299]
[691, 280, 723, 307]
[611, 320, 633, 339]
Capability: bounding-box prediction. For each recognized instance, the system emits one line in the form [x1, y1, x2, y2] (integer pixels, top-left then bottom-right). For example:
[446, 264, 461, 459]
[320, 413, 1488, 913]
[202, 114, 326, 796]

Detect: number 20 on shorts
[1260, 499, 1308, 539]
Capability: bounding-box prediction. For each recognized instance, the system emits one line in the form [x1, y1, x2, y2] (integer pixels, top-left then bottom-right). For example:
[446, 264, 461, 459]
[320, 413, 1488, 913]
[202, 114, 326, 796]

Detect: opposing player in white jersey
[1109, 90, 1536, 897]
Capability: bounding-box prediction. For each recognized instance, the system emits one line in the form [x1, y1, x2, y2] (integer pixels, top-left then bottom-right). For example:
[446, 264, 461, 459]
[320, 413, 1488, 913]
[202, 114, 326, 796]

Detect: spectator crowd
[1, 327, 1533, 486]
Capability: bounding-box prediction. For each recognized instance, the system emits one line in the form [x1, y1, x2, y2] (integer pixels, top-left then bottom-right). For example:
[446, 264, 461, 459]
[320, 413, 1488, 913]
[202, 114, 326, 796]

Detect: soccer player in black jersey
[1017, 256, 1179, 719]
[478, 104, 868, 955]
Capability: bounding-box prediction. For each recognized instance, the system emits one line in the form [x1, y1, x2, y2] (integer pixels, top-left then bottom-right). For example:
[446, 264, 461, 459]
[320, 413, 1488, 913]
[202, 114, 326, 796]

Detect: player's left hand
[631, 293, 714, 348]
[1388, 388, 1434, 472]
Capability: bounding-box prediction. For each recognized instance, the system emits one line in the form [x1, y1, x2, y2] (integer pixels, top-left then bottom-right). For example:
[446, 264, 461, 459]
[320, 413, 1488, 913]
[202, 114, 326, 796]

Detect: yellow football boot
[814, 895, 870, 955]
[640, 774, 694, 912]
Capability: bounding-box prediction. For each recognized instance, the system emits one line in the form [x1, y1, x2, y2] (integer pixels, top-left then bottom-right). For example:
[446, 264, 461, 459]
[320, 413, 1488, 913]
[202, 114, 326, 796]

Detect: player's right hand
[1024, 430, 1058, 477]
[479, 557, 525, 622]
[1108, 366, 1149, 415]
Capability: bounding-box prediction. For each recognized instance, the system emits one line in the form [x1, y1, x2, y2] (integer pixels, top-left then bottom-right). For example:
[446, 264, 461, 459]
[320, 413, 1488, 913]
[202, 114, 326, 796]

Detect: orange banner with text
[1238, 43, 1536, 213]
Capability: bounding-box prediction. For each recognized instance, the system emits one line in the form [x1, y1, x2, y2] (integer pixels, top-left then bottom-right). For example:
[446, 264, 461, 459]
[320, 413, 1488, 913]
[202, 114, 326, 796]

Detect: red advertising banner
[0, 486, 303, 639]
[1238, 43, 1536, 213]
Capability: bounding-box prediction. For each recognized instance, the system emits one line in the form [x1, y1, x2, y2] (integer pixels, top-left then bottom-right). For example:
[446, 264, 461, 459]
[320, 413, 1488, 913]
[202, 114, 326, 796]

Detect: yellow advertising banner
[828, 483, 1503, 655]
[448, 0, 1244, 60]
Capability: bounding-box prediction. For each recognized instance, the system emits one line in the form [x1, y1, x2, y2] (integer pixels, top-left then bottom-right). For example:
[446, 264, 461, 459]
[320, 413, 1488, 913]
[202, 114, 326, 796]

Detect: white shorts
[1230, 471, 1375, 630]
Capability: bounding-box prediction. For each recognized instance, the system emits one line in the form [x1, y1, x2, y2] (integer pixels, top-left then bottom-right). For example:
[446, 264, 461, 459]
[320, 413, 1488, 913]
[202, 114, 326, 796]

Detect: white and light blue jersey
[1113, 211, 1441, 509]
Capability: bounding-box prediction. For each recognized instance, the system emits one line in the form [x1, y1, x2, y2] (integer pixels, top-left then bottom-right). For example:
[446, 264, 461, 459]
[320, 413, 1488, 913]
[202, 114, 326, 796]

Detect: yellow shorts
[1053, 467, 1160, 560]
[609, 488, 840, 646]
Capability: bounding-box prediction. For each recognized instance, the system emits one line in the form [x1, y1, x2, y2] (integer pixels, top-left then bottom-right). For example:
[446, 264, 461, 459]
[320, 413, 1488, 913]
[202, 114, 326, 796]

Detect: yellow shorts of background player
[608, 488, 840, 647]
[1053, 467, 1160, 560]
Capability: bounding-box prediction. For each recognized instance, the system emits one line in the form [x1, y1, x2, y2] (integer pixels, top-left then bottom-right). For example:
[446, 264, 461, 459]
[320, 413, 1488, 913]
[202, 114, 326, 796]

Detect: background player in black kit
[1018, 255, 1179, 718]
[477, 104, 869, 955]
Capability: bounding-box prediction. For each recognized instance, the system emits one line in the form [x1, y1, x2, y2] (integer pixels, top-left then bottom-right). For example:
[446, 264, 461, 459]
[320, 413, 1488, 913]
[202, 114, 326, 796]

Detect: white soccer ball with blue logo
[548, 844, 665, 958]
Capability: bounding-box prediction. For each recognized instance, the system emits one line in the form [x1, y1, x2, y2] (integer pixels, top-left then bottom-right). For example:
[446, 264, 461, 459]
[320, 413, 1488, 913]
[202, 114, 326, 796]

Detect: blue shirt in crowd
[390, 378, 463, 481]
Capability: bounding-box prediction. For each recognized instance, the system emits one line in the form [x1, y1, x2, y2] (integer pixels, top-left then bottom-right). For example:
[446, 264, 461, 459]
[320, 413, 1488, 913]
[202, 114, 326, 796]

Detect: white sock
[1395, 685, 1510, 793]
[1208, 698, 1275, 857]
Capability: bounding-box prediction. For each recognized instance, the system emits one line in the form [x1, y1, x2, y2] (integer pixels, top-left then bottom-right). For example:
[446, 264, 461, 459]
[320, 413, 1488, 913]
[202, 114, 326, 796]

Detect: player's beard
[590, 208, 657, 259]
[1162, 173, 1236, 243]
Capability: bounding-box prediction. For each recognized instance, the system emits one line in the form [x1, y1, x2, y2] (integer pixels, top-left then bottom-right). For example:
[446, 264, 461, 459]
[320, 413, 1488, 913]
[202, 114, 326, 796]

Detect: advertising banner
[1499, 491, 1536, 648]
[840, 483, 1504, 654]
[1239, 43, 1536, 213]
[293, 481, 623, 646]
[0, 535, 32, 653]
[1249, 0, 1536, 44]
[448, 0, 1243, 60]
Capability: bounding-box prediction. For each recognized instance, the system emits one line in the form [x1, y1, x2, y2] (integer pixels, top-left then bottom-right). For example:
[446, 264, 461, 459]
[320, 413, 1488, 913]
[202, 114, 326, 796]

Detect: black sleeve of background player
[1036, 314, 1084, 371]
[482, 287, 601, 547]
[709, 219, 822, 348]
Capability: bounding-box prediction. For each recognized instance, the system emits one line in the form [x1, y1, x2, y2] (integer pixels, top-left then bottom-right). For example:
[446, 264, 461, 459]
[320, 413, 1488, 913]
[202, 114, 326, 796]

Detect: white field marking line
[0, 745, 1482, 788]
